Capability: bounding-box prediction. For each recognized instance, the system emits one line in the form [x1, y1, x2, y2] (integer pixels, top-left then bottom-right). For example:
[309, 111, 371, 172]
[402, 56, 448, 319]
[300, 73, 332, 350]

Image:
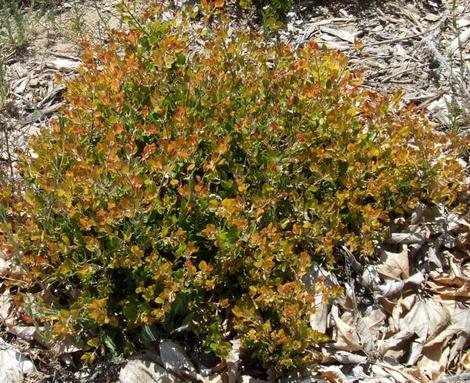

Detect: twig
[437, 373, 470, 383]
[381, 64, 426, 83]
[368, 16, 447, 47]
[1, 121, 14, 183]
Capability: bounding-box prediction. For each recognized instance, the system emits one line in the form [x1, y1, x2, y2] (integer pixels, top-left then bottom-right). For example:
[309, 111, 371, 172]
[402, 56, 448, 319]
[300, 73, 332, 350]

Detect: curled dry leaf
[322, 349, 368, 365]
[403, 299, 450, 339]
[448, 333, 469, 370]
[447, 307, 470, 369]
[392, 295, 417, 328]
[425, 243, 445, 269]
[319, 26, 359, 43]
[378, 329, 415, 358]
[449, 28, 470, 54]
[330, 305, 362, 352]
[377, 272, 425, 298]
[409, 203, 437, 226]
[387, 232, 429, 245]
[427, 274, 470, 301]
[370, 364, 396, 382]
[306, 264, 336, 333]
[424, 306, 470, 350]
[417, 346, 450, 381]
[52, 335, 83, 356]
[376, 361, 422, 383]
[8, 325, 47, 347]
[361, 308, 387, 339]
[319, 365, 349, 383]
[356, 317, 377, 359]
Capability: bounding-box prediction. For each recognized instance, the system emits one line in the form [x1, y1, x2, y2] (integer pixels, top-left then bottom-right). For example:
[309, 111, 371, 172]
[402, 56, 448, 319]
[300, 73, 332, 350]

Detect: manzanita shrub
[0, 6, 467, 375]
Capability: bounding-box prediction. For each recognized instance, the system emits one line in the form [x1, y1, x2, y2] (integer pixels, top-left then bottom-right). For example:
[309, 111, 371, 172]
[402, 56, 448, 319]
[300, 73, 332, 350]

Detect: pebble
[0, 342, 36, 383]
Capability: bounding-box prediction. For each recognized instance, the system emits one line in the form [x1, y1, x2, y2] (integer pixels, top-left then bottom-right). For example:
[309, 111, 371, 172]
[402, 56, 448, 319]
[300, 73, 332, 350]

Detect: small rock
[47, 58, 80, 71]
[15, 76, 30, 94]
[159, 340, 196, 373]
[0, 341, 36, 383]
[119, 359, 182, 383]
[29, 78, 39, 88]
[238, 376, 268, 383]
[393, 44, 409, 60]
[205, 374, 224, 383]
[424, 13, 441, 22]
[457, 18, 470, 28]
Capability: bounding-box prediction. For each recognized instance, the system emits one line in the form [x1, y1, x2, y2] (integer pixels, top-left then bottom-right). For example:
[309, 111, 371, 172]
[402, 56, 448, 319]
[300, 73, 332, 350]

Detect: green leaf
[140, 324, 161, 343]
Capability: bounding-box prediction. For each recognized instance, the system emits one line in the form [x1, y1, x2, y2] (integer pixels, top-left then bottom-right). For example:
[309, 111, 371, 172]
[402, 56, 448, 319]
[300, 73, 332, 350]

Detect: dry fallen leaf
[0, 288, 13, 327]
[322, 348, 368, 364]
[319, 365, 349, 383]
[361, 308, 387, 339]
[378, 272, 424, 298]
[310, 296, 329, 334]
[378, 246, 410, 280]
[403, 299, 450, 339]
[356, 317, 377, 359]
[387, 231, 429, 245]
[330, 305, 362, 352]
[427, 274, 470, 301]
[377, 361, 422, 383]
[417, 341, 450, 381]
[460, 351, 470, 370]
[379, 329, 415, 358]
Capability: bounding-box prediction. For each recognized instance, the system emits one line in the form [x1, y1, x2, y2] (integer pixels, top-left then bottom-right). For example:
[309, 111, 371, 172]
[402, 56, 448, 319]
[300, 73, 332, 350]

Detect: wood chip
[46, 58, 81, 71]
[449, 28, 470, 54]
[319, 26, 358, 43]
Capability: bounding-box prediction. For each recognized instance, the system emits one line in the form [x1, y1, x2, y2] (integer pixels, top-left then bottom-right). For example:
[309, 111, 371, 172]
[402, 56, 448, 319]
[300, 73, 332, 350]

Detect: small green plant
[0, 0, 55, 51]
[0, 55, 11, 181]
[66, 0, 86, 37]
[90, 0, 117, 42]
[447, 0, 470, 133]
[0, 0, 31, 50]
[238, 0, 293, 29]
[0, 56, 7, 107]
[1, 5, 467, 376]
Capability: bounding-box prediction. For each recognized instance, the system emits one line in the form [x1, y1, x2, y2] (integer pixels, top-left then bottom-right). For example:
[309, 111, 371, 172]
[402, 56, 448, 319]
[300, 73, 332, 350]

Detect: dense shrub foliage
[0, 7, 467, 375]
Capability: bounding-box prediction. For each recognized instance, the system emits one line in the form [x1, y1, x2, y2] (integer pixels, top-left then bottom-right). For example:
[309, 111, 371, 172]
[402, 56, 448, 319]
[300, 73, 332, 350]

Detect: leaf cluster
[0, 7, 467, 376]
